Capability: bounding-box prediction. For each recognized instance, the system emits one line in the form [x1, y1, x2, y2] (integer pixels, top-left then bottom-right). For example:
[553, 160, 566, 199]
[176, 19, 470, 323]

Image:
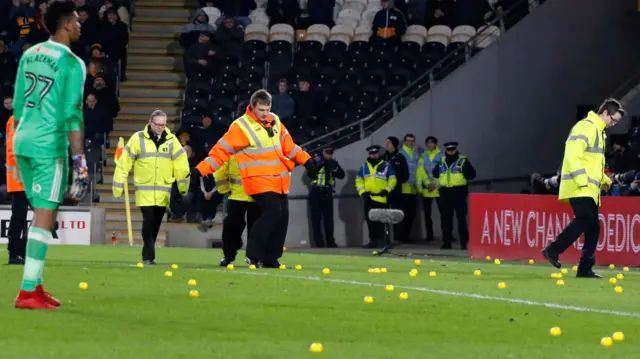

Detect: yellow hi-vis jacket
[112, 126, 191, 207]
[558, 111, 612, 206]
[355, 159, 397, 204]
[213, 155, 254, 202]
[416, 148, 443, 198]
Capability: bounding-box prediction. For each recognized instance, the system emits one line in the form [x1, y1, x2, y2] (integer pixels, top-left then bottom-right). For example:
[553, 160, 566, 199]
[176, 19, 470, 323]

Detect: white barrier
[0, 205, 105, 245]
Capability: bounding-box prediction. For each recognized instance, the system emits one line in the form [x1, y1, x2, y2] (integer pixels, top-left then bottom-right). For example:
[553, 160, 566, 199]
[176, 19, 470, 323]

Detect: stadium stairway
[97, 0, 225, 248]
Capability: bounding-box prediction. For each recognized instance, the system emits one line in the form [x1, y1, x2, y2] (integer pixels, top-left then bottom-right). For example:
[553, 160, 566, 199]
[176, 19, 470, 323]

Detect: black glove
[304, 159, 318, 178]
[362, 192, 370, 200]
[379, 190, 389, 197]
[325, 159, 337, 171]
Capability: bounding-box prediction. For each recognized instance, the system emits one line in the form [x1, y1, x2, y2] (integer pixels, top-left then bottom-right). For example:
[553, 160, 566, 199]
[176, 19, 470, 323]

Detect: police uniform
[309, 148, 345, 248]
[356, 145, 398, 248]
[416, 136, 444, 242]
[432, 142, 476, 249]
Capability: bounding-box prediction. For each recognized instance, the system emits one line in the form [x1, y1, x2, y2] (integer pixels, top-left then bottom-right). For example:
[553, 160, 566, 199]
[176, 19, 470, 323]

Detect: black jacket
[384, 150, 409, 196]
[432, 152, 477, 195]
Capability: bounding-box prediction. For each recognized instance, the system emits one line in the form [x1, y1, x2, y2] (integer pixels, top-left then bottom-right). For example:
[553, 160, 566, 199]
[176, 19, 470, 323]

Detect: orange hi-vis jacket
[5, 115, 25, 193]
[196, 106, 311, 196]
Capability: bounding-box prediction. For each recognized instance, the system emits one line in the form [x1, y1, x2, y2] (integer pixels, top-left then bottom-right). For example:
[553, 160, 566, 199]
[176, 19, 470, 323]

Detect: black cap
[426, 136, 438, 144]
[444, 142, 458, 150]
[366, 145, 382, 154]
[323, 148, 334, 155]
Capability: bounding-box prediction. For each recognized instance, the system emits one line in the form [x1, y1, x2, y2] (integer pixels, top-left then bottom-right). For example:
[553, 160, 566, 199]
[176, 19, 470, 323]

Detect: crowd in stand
[0, 0, 127, 202]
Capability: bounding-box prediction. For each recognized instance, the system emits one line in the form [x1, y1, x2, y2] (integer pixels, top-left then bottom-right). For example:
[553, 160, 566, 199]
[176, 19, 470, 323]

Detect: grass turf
[0, 245, 638, 359]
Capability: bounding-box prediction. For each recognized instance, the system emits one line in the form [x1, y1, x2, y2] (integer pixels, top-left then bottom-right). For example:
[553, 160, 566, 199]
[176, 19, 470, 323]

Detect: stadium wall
[285, 0, 640, 248]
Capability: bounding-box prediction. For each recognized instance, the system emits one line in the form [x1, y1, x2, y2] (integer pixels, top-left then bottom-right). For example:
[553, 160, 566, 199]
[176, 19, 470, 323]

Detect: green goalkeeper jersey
[13, 39, 86, 158]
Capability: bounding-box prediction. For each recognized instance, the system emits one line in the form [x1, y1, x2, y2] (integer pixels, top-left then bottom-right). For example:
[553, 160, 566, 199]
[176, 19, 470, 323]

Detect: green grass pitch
[0, 245, 638, 359]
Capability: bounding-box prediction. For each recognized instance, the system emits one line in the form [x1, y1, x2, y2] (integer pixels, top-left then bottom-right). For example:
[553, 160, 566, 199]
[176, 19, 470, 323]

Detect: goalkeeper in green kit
[13, 0, 89, 310]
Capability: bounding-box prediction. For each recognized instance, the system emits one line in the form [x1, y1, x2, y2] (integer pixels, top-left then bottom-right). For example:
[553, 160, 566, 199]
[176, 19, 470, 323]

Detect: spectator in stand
[184, 30, 218, 78]
[608, 140, 635, 174]
[100, 8, 128, 81]
[83, 93, 112, 145]
[72, 6, 99, 57]
[192, 115, 221, 161]
[215, 0, 255, 28]
[7, 0, 48, 56]
[169, 142, 200, 223]
[371, 0, 406, 48]
[266, 0, 299, 28]
[305, 0, 334, 29]
[405, 0, 428, 26]
[214, 16, 244, 61]
[0, 93, 13, 136]
[179, 9, 215, 49]
[98, 0, 129, 27]
[86, 44, 118, 87]
[292, 77, 316, 127]
[87, 73, 120, 120]
[0, 39, 18, 85]
[450, 0, 489, 28]
[271, 79, 294, 123]
[424, 0, 452, 27]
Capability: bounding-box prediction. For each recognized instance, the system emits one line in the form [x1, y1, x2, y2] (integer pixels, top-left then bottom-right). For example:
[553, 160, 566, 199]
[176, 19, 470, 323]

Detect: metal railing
[299, 0, 534, 154]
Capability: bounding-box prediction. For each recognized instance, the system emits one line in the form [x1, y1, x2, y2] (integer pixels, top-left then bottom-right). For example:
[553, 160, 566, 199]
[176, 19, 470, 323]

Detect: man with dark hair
[13, 0, 89, 310]
[398, 133, 419, 242]
[196, 89, 317, 268]
[542, 98, 624, 278]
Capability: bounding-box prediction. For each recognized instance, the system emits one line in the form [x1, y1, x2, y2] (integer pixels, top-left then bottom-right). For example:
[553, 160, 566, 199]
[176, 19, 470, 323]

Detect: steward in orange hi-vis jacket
[5, 115, 28, 265]
[196, 90, 317, 267]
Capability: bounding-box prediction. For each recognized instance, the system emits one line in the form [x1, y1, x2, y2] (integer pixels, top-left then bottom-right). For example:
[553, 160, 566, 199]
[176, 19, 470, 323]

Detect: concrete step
[136, 0, 198, 7]
[104, 230, 167, 247]
[135, 16, 190, 25]
[119, 97, 182, 105]
[119, 87, 183, 99]
[128, 54, 180, 66]
[106, 210, 144, 221]
[100, 176, 136, 186]
[121, 79, 184, 89]
[131, 23, 185, 34]
[127, 71, 185, 82]
[128, 47, 184, 56]
[130, 31, 179, 40]
[120, 104, 181, 115]
[135, 7, 192, 19]
[129, 38, 181, 50]
[128, 64, 177, 72]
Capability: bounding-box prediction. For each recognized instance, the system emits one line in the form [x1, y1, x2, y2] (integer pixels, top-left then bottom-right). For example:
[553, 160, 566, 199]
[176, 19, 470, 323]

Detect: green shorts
[16, 155, 69, 210]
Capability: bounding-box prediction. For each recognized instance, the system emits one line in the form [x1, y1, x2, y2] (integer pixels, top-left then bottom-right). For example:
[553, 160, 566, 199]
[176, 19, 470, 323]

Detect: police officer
[397, 134, 420, 242]
[417, 136, 444, 242]
[308, 148, 345, 248]
[356, 145, 398, 248]
[383, 136, 409, 243]
[542, 98, 622, 278]
[112, 110, 191, 264]
[432, 142, 476, 249]
[216, 155, 261, 267]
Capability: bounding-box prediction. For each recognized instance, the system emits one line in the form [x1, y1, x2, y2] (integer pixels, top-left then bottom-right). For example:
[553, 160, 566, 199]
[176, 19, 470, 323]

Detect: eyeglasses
[151, 121, 166, 128]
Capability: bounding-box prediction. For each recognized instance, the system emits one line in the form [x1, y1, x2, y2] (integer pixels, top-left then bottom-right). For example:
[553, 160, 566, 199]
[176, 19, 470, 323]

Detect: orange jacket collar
[245, 105, 274, 127]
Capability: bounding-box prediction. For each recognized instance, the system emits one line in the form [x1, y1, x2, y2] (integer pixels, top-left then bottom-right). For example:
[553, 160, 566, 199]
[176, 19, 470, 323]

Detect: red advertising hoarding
[469, 193, 640, 266]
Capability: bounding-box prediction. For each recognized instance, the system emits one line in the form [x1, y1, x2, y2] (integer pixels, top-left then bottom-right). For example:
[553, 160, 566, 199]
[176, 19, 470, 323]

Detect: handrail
[300, 0, 530, 151]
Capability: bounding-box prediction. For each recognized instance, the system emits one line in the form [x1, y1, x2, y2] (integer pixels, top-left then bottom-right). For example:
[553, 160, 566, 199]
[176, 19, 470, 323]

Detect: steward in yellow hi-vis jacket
[215, 155, 261, 267]
[112, 110, 191, 264]
[416, 136, 444, 243]
[543, 99, 623, 278]
[355, 145, 397, 249]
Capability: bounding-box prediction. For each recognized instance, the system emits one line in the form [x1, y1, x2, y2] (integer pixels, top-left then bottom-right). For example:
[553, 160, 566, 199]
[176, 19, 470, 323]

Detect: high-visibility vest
[399, 145, 418, 194]
[213, 155, 254, 202]
[355, 160, 397, 204]
[558, 111, 611, 206]
[417, 149, 443, 198]
[5, 115, 25, 193]
[112, 126, 191, 207]
[438, 156, 468, 188]
[311, 167, 334, 188]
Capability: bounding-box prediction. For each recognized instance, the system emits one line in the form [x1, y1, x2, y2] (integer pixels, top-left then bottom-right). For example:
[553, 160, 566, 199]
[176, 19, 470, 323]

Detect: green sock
[20, 227, 50, 292]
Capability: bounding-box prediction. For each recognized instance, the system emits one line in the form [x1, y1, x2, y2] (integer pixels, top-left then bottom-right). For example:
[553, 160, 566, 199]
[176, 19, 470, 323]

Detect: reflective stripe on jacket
[112, 126, 191, 207]
[416, 149, 443, 198]
[399, 145, 417, 194]
[213, 155, 254, 202]
[5, 115, 25, 193]
[355, 160, 397, 204]
[438, 156, 467, 188]
[558, 111, 612, 206]
[196, 105, 311, 196]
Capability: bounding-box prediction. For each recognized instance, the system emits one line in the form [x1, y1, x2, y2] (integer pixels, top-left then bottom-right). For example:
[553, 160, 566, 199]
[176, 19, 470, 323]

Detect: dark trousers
[309, 187, 335, 247]
[247, 192, 289, 265]
[546, 197, 599, 273]
[200, 191, 224, 220]
[440, 189, 469, 247]
[423, 196, 443, 241]
[399, 194, 417, 242]
[140, 206, 167, 261]
[8, 191, 29, 258]
[222, 199, 260, 260]
[364, 198, 387, 247]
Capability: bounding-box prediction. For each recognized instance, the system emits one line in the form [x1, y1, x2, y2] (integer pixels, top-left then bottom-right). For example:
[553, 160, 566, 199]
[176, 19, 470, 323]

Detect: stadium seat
[183, 97, 209, 117]
[215, 63, 240, 83]
[212, 80, 238, 99]
[423, 25, 451, 60]
[185, 80, 212, 101]
[242, 24, 269, 65]
[268, 24, 295, 80]
[396, 25, 427, 70]
[346, 27, 372, 67]
[446, 25, 476, 69]
[474, 25, 501, 55]
[322, 25, 353, 67]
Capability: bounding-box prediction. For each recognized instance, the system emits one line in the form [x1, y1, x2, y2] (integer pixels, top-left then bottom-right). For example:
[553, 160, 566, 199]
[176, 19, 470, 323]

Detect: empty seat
[424, 25, 451, 59]
[474, 25, 500, 53]
[396, 25, 427, 69]
[322, 25, 353, 66]
[243, 24, 269, 64]
[185, 80, 212, 101]
[215, 63, 240, 82]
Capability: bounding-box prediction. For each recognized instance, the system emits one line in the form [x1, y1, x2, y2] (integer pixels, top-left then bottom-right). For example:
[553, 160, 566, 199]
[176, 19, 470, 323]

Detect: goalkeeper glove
[70, 154, 89, 201]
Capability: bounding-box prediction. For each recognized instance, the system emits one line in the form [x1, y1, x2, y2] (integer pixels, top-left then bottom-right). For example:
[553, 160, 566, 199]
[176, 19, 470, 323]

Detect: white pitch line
[187, 268, 640, 319]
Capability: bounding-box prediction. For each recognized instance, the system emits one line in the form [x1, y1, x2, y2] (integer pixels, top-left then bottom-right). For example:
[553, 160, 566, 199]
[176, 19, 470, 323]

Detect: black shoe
[8, 255, 25, 265]
[460, 243, 468, 250]
[262, 261, 281, 268]
[143, 260, 156, 265]
[576, 271, 602, 278]
[326, 243, 338, 248]
[220, 257, 235, 267]
[245, 257, 263, 268]
[440, 243, 452, 249]
[541, 248, 561, 268]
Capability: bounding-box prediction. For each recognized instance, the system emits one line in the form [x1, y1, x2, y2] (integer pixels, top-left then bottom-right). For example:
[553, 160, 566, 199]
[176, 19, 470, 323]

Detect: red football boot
[15, 290, 58, 310]
[36, 285, 61, 307]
